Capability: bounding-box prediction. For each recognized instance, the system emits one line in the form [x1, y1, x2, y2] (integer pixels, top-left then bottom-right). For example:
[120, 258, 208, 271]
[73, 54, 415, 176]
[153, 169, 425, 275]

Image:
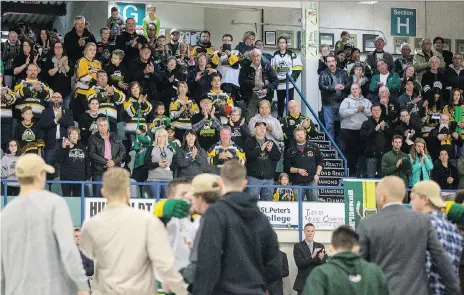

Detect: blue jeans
[322, 103, 340, 141]
[365, 158, 380, 178]
[93, 174, 103, 198]
[247, 176, 274, 201]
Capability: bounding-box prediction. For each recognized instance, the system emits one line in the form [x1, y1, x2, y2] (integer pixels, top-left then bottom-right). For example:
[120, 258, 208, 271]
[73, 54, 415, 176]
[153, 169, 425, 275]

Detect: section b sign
[391, 8, 416, 36]
[117, 2, 146, 27]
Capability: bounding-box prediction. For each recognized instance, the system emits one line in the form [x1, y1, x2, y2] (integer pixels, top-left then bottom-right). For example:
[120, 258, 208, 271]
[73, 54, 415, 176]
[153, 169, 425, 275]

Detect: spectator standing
[150, 102, 171, 135]
[421, 56, 446, 101]
[34, 29, 51, 68]
[244, 121, 281, 200]
[167, 28, 180, 57]
[235, 31, 256, 55]
[1, 30, 21, 88]
[193, 160, 281, 295]
[191, 30, 215, 58]
[123, 81, 153, 147]
[395, 43, 414, 78]
[365, 36, 395, 74]
[211, 34, 241, 89]
[402, 65, 422, 94]
[13, 106, 44, 155]
[413, 38, 445, 83]
[64, 16, 96, 65]
[79, 168, 187, 295]
[191, 94, 222, 150]
[434, 37, 454, 66]
[304, 226, 389, 295]
[228, 107, 250, 149]
[187, 53, 218, 101]
[254, 40, 273, 63]
[318, 54, 350, 140]
[59, 127, 90, 197]
[268, 251, 289, 295]
[284, 127, 323, 201]
[106, 7, 125, 33]
[1, 72, 17, 149]
[357, 175, 461, 295]
[369, 59, 401, 103]
[248, 100, 284, 144]
[445, 53, 464, 94]
[317, 44, 330, 75]
[380, 135, 412, 186]
[174, 130, 209, 180]
[13, 40, 40, 84]
[429, 114, 463, 159]
[88, 117, 126, 198]
[459, 158, 464, 189]
[207, 126, 246, 169]
[443, 88, 464, 155]
[103, 49, 129, 91]
[431, 150, 459, 190]
[408, 138, 433, 187]
[1, 140, 20, 196]
[395, 109, 422, 153]
[131, 125, 152, 184]
[360, 104, 393, 178]
[349, 63, 370, 98]
[74, 228, 94, 292]
[96, 27, 114, 66]
[282, 100, 318, 148]
[334, 31, 350, 53]
[1, 154, 89, 295]
[169, 81, 199, 139]
[378, 87, 399, 128]
[115, 18, 144, 65]
[293, 223, 327, 295]
[207, 73, 233, 125]
[339, 83, 372, 176]
[159, 57, 186, 109]
[142, 5, 161, 38]
[78, 97, 104, 146]
[273, 173, 296, 201]
[44, 42, 73, 109]
[398, 78, 424, 127]
[129, 44, 161, 102]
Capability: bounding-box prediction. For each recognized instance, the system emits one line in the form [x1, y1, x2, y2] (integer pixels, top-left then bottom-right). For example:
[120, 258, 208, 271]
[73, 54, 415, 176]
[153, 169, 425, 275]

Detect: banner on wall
[85, 198, 156, 220]
[258, 202, 299, 229]
[302, 202, 345, 230]
[344, 179, 379, 230]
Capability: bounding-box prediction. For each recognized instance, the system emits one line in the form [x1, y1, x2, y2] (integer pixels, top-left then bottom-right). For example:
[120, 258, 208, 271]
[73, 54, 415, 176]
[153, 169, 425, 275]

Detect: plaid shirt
[425, 211, 464, 295]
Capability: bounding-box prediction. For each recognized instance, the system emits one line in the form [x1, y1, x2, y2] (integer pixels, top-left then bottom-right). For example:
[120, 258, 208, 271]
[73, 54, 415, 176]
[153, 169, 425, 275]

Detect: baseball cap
[170, 28, 180, 34]
[15, 154, 55, 178]
[374, 36, 385, 43]
[254, 121, 267, 127]
[412, 180, 445, 208]
[191, 174, 221, 194]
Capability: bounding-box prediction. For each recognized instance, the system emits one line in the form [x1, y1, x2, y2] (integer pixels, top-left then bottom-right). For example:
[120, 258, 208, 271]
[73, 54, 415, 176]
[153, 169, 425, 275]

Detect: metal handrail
[286, 73, 349, 178]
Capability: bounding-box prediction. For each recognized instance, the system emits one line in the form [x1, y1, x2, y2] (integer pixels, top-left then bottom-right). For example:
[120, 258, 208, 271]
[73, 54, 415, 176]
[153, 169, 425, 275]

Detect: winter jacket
[234, 42, 255, 55]
[133, 133, 152, 169]
[429, 126, 463, 159]
[413, 50, 445, 82]
[144, 145, 175, 181]
[282, 113, 319, 147]
[380, 149, 412, 186]
[339, 95, 372, 130]
[369, 72, 401, 96]
[64, 28, 96, 64]
[1, 154, 19, 187]
[360, 117, 393, 158]
[248, 114, 284, 144]
[193, 191, 281, 295]
[38, 107, 74, 149]
[230, 122, 251, 149]
[106, 16, 124, 30]
[88, 132, 126, 176]
[445, 64, 464, 92]
[43, 56, 73, 98]
[187, 67, 220, 102]
[244, 137, 281, 180]
[395, 55, 414, 78]
[115, 31, 144, 65]
[318, 68, 351, 105]
[380, 102, 399, 127]
[365, 50, 395, 74]
[78, 111, 105, 146]
[191, 113, 221, 150]
[397, 93, 425, 127]
[284, 141, 323, 184]
[58, 142, 90, 181]
[408, 153, 434, 186]
[239, 59, 279, 102]
[174, 146, 209, 179]
[421, 70, 446, 98]
[128, 58, 163, 99]
[394, 120, 422, 153]
[304, 252, 389, 295]
[431, 160, 459, 190]
[1, 41, 21, 75]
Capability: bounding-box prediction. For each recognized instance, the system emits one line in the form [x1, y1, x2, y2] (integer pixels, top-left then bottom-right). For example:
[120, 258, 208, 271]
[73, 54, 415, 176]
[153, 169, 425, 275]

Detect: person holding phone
[211, 34, 241, 89]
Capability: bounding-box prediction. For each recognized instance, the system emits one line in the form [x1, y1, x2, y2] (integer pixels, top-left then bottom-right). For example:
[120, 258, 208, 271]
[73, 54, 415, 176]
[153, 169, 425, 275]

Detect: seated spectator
[235, 31, 255, 55]
[443, 88, 464, 156]
[273, 173, 296, 201]
[317, 44, 330, 75]
[1, 139, 20, 196]
[445, 54, 464, 94]
[59, 127, 90, 197]
[191, 94, 222, 149]
[408, 138, 433, 187]
[44, 42, 73, 109]
[106, 7, 124, 35]
[211, 34, 240, 88]
[282, 100, 318, 148]
[284, 127, 323, 201]
[398, 78, 425, 127]
[169, 81, 199, 139]
[128, 44, 161, 102]
[339, 84, 372, 176]
[13, 106, 44, 155]
[401, 65, 422, 94]
[380, 135, 412, 187]
[378, 87, 399, 127]
[142, 5, 161, 38]
[422, 89, 445, 137]
[434, 36, 454, 67]
[86, 70, 125, 133]
[413, 38, 445, 82]
[248, 100, 283, 145]
[429, 114, 463, 160]
[149, 101, 171, 135]
[207, 73, 233, 125]
[395, 43, 414, 78]
[369, 59, 401, 103]
[159, 57, 187, 109]
[228, 107, 250, 149]
[191, 30, 215, 58]
[167, 126, 181, 151]
[421, 56, 446, 101]
[13, 40, 40, 84]
[115, 18, 144, 65]
[395, 109, 422, 153]
[78, 97, 104, 146]
[365, 36, 395, 74]
[244, 121, 281, 201]
[207, 126, 246, 170]
[103, 49, 129, 91]
[124, 81, 153, 148]
[349, 63, 370, 98]
[360, 104, 393, 178]
[88, 117, 126, 198]
[1, 72, 17, 149]
[174, 130, 209, 180]
[239, 48, 279, 121]
[144, 128, 175, 198]
[432, 149, 459, 190]
[271, 36, 303, 118]
[131, 125, 152, 183]
[13, 63, 52, 121]
[73, 42, 102, 121]
[187, 53, 218, 101]
[335, 31, 350, 53]
[96, 27, 114, 66]
[38, 92, 74, 178]
[1, 30, 21, 88]
[64, 15, 96, 65]
[318, 54, 350, 140]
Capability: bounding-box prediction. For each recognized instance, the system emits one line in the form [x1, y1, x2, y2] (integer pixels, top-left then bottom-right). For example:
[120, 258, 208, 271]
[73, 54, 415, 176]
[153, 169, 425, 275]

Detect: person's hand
[78, 37, 86, 47]
[140, 94, 147, 104]
[438, 134, 448, 141]
[164, 161, 171, 167]
[25, 55, 31, 65]
[420, 155, 425, 164]
[357, 105, 365, 112]
[1, 88, 7, 96]
[312, 248, 322, 258]
[77, 290, 89, 295]
[32, 81, 42, 91]
[162, 282, 171, 293]
[458, 122, 464, 128]
[191, 146, 198, 158]
[202, 108, 209, 117]
[144, 63, 154, 74]
[61, 56, 68, 66]
[195, 71, 203, 81]
[135, 129, 142, 135]
[33, 55, 38, 65]
[210, 106, 216, 117]
[106, 160, 115, 168]
[218, 152, 227, 160]
[107, 86, 114, 96]
[240, 118, 245, 126]
[259, 88, 268, 96]
[55, 108, 62, 120]
[452, 132, 459, 140]
[225, 151, 233, 159]
[298, 168, 309, 176]
[229, 117, 234, 127]
[447, 177, 454, 184]
[396, 159, 403, 168]
[404, 130, 410, 138]
[375, 123, 381, 131]
[207, 68, 216, 75]
[379, 121, 386, 130]
[302, 119, 310, 128]
[131, 37, 139, 48]
[318, 250, 325, 260]
[422, 100, 429, 108]
[376, 82, 384, 87]
[413, 96, 422, 103]
[118, 81, 128, 90]
[261, 142, 267, 151]
[168, 75, 175, 83]
[314, 174, 320, 183]
[335, 84, 344, 90]
[266, 141, 273, 152]
[62, 138, 69, 148]
[266, 124, 273, 132]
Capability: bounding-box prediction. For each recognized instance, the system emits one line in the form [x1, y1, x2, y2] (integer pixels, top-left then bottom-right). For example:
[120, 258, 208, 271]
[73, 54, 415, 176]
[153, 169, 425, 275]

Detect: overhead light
[357, 1, 378, 4]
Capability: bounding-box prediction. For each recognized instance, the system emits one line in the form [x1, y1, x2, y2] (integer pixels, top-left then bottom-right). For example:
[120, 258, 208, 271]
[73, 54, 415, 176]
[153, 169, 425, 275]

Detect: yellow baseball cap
[15, 154, 55, 178]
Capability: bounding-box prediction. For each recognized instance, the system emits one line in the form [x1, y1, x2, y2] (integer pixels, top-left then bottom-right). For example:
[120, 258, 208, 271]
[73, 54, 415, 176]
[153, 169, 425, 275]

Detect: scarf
[455, 106, 463, 135]
[52, 56, 68, 76]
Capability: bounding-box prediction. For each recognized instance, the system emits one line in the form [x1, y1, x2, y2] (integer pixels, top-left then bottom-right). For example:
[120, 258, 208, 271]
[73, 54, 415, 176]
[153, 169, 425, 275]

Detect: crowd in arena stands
[1, 8, 463, 200]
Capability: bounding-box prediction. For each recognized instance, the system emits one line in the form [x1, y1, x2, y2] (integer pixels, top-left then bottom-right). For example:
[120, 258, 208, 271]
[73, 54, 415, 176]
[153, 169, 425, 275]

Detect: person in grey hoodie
[1, 139, 20, 196]
[174, 130, 209, 179]
[339, 84, 372, 176]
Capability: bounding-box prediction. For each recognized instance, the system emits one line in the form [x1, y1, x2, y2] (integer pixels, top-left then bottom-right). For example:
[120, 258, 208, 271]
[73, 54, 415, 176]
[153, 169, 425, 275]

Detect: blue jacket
[38, 107, 74, 149]
[408, 154, 434, 186]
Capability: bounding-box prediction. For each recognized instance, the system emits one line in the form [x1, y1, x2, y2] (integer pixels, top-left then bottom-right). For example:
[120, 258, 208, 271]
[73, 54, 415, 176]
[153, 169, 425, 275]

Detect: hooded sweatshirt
[193, 192, 281, 295]
[304, 252, 389, 295]
[339, 95, 372, 130]
[1, 154, 19, 187]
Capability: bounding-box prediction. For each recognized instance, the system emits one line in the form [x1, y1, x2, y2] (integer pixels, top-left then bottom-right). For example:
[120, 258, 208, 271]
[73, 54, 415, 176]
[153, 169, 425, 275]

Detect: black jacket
[284, 141, 323, 184]
[80, 250, 94, 277]
[445, 66, 464, 93]
[78, 112, 105, 146]
[193, 192, 281, 295]
[230, 122, 251, 149]
[394, 120, 422, 153]
[429, 125, 463, 159]
[58, 142, 90, 181]
[431, 160, 459, 190]
[88, 132, 126, 175]
[267, 251, 289, 295]
[187, 67, 220, 102]
[244, 137, 281, 180]
[64, 28, 96, 64]
[239, 59, 279, 102]
[360, 117, 393, 158]
[103, 62, 129, 90]
[293, 241, 327, 292]
[115, 31, 144, 65]
[43, 57, 74, 97]
[38, 107, 74, 149]
[128, 57, 163, 99]
[318, 68, 351, 105]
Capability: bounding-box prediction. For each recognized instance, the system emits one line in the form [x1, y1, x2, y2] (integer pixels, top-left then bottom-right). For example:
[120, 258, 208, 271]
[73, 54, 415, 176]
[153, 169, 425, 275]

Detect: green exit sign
[391, 8, 416, 36]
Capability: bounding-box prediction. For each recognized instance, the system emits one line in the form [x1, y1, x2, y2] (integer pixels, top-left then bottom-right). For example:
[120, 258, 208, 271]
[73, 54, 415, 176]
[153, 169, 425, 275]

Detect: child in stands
[150, 101, 171, 134]
[273, 173, 296, 201]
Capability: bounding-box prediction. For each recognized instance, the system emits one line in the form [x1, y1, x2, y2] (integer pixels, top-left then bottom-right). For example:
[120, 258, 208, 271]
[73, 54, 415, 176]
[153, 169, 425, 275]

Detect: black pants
[1, 118, 13, 151]
[341, 128, 363, 177]
[4, 186, 20, 196]
[276, 88, 294, 118]
[71, 94, 87, 121]
[61, 183, 82, 197]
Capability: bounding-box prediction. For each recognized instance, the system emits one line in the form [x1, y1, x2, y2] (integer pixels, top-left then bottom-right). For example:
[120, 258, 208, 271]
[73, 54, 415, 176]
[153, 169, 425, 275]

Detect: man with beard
[167, 28, 181, 57]
[115, 18, 145, 65]
[129, 44, 162, 102]
[192, 30, 215, 58]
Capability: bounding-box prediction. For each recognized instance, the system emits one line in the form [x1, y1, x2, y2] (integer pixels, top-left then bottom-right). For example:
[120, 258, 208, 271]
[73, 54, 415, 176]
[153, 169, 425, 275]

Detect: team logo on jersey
[289, 119, 295, 126]
[22, 129, 36, 142]
[307, 150, 314, 157]
[69, 149, 85, 160]
[89, 121, 98, 134]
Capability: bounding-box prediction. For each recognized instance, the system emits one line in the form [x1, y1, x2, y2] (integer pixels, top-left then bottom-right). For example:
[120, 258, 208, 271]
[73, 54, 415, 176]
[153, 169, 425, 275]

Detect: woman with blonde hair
[408, 137, 433, 186]
[235, 31, 256, 54]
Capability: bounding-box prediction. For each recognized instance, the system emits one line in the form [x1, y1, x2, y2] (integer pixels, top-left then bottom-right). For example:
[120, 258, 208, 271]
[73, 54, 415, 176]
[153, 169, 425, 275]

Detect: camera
[222, 44, 231, 51]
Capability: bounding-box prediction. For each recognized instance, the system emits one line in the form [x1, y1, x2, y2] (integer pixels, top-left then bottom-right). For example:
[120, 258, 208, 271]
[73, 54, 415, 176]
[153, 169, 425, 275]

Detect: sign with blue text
[117, 2, 146, 27]
[391, 8, 416, 36]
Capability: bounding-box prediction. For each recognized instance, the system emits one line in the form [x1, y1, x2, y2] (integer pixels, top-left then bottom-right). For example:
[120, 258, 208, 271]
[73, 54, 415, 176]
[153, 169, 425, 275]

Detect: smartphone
[222, 44, 231, 51]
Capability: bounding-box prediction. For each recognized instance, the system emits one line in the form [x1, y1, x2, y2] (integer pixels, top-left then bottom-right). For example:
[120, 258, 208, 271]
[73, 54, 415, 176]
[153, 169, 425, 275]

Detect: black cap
[405, 77, 415, 83]
[254, 121, 267, 127]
